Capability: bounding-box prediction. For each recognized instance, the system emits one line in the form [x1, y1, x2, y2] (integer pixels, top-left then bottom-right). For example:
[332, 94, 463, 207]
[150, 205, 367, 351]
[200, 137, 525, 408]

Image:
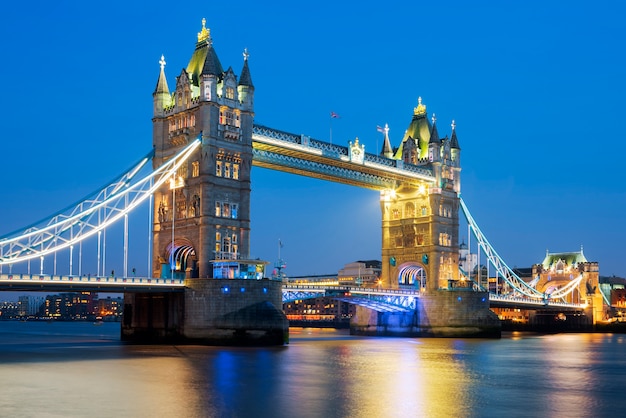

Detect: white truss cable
[0, 139, 201, 265]
[545, 274, 584, 300]
[460, 198, 545, 299]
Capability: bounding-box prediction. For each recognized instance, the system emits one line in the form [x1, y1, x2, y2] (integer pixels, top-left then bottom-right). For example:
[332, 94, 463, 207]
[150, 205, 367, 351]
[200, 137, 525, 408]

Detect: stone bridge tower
[151, 19, 255, 280]
[379, 99, 462, 292]
[123, 20, 288, 345]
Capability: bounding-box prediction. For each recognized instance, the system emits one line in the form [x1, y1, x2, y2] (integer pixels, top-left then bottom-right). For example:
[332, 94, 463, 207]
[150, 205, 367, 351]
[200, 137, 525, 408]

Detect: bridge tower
[532, 249, 604, 324]
[151, 19, 254, 280]
[122, 19, 288, 345]
[380, 100, 461, 292]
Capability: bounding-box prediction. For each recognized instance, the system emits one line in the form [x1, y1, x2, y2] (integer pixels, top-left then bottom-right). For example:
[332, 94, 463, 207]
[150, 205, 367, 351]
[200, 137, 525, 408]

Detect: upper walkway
[252, 124, 434, 190]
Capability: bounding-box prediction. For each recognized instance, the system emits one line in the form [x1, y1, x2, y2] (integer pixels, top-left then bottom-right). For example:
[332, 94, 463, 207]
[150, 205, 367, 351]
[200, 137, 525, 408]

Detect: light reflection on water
[0, 322, 625, 417]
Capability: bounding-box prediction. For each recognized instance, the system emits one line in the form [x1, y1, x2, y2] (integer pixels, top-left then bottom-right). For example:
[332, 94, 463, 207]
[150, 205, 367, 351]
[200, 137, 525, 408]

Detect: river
[0, 322, 624, 417]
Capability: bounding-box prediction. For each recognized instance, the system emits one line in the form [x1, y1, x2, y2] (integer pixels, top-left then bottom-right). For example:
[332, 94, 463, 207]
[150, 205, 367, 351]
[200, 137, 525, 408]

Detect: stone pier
[350, 290, 501, 338]
[122, 279, 289, 345]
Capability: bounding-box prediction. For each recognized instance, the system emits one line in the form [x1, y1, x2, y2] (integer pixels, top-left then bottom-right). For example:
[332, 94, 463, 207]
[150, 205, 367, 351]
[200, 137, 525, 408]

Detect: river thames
[0, 322, 624, 417]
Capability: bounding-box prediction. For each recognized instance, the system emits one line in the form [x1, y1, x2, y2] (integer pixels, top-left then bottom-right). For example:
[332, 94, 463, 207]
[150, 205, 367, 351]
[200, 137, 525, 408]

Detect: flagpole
[329, 118, 333, 144]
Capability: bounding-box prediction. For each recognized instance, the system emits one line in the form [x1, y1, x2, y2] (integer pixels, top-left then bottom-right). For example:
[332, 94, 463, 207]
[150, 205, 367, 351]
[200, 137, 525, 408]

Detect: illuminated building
[152, 19, 257, 280]
[337, 260, 381, 287]
[379, 101, 461, 291]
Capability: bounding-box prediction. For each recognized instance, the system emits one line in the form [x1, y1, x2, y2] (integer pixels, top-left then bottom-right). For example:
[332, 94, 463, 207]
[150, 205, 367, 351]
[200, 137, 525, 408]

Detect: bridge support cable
[460, 198, 545, 299]
[544, 274, 585, 300]
[0, 139, 201, 266]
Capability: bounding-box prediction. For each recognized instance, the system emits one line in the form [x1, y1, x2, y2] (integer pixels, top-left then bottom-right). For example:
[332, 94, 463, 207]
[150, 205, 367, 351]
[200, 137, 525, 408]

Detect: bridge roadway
[0, 274, 585, 312]
[0, 273, 185, 293]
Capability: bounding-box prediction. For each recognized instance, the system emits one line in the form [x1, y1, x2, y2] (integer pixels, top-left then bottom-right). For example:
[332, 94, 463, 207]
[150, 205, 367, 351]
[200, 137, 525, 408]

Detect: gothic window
[215, 202, 221, 217]
[231, 204, 238, 219]
[224, 163, 231, 178]
[223, 203, 231, 218]
[421, 206, 428, 216]
[405, 202, 415, 217]
[215, 232, 221, 252]
[222, 236, 231, 253]
[219, 108, 240, 127]
[232, 164, 239, 180]
[392, 207, 400, 219]
[216, 161, 222, 176]
[192, 161, 199, 177]
[225, 87, 235, 100]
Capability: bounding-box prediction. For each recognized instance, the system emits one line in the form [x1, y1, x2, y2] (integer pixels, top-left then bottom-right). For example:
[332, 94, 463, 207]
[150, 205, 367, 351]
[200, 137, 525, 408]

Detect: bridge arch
[165, 239, 198, 278]
[397, 262, 426, 290]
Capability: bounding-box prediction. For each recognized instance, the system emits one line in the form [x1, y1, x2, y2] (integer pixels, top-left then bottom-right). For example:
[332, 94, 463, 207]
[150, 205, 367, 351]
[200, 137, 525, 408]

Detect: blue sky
[1, 0, 625, 282]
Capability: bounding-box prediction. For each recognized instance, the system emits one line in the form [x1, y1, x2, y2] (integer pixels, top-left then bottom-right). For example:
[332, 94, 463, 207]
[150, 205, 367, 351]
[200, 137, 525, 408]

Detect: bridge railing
[489, 293, 585, 309]
[0, 273, 185, 287]
[252, 124, 434, 179]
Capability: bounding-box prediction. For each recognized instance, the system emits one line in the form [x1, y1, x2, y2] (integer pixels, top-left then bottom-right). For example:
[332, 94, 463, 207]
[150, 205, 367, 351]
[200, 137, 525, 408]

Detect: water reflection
[1, 323, 625, 417]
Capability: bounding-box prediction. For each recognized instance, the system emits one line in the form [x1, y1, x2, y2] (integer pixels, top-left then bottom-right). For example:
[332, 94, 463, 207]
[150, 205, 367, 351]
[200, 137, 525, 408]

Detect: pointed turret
[153, 55, 172, 117]
[238, 48, 254, 110]
[238, 48, 254, 87]
[429, 113, 440, 144]
[186, 18, 224, 87]
[450, 119, 460, 150]
[394, 97, 432, 161]
[428, 113, 441, 162]
[380, 124, 393, 158]
[154, 55, 170, 95]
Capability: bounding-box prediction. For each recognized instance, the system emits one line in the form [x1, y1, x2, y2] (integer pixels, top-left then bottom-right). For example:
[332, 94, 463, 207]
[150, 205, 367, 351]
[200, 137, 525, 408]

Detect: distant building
[337, 260, 382, 287]
[0, 301, 19, 319]
[17, 295, 44, 317]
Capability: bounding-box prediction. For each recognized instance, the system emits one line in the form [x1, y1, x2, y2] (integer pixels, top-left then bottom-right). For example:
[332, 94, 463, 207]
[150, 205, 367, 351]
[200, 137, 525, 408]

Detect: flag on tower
[330, 111, 340, 119]
[376, 125, 384, 133]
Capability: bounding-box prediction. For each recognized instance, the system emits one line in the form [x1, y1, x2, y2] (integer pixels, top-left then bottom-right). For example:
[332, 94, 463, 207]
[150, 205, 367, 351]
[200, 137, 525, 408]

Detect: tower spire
[154, 55, 170, 94]
[450, 119, 460, 150]
[238, 48, 254, 87]
[380, 123, 393, 158]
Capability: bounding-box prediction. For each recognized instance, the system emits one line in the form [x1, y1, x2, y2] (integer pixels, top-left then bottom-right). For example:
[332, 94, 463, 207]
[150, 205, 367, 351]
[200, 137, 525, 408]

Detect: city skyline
[1, 1, 624, 279]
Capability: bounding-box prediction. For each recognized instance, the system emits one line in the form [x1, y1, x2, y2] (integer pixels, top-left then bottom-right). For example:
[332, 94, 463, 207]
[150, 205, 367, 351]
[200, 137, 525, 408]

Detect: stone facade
[380, 102, 461, 291]
[351, 291, 500, 337]
[152, 20, 254, 280]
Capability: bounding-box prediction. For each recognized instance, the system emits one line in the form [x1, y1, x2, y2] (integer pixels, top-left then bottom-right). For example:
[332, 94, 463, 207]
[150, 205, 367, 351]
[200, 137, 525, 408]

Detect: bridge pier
[351, 290, 501, 338]
[528, 310, 592, 333]
[122, 279, 289, 345]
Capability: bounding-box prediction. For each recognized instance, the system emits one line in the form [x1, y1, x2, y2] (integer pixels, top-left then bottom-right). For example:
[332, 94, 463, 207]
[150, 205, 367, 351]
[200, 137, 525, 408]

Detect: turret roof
[153, 55, 170, 95]
[238, 49, 254, 87]
[186, 19, 224, 85]
[541, 249, 588, 269]
[429, 114, 440, 144]
[450, 120, 461, 150]
[380, 124, 393, 158]
[394, 97, 431, 160]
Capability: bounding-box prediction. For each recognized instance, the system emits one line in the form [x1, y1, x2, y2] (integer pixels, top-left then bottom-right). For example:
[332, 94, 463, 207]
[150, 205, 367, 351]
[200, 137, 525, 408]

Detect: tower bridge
[0, 20, 606, 344]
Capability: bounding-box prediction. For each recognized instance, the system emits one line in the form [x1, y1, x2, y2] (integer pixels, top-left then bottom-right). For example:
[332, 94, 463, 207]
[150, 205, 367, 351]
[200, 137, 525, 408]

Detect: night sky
[1, 1, 624, 281]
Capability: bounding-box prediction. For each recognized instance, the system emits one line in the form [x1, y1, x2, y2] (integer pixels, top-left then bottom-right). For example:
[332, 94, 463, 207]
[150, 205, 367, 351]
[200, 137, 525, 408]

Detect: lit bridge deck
[0, 275, 586, 312]
[0, 273, 185, 293]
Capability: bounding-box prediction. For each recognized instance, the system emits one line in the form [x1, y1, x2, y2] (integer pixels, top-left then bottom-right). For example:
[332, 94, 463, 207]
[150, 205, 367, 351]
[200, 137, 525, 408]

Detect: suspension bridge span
[0, 20, 606, 344]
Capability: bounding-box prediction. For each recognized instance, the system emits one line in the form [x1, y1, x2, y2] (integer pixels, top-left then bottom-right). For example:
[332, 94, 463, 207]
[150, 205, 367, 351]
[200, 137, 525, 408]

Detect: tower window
[225, 87, 235, 100]
[192, 161, 199, 177]
[232, 163, 239, 179]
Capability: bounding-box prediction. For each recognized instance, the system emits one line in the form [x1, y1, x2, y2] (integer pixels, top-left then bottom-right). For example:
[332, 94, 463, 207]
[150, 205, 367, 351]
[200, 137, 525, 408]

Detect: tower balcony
[219, 124, 240, 141]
